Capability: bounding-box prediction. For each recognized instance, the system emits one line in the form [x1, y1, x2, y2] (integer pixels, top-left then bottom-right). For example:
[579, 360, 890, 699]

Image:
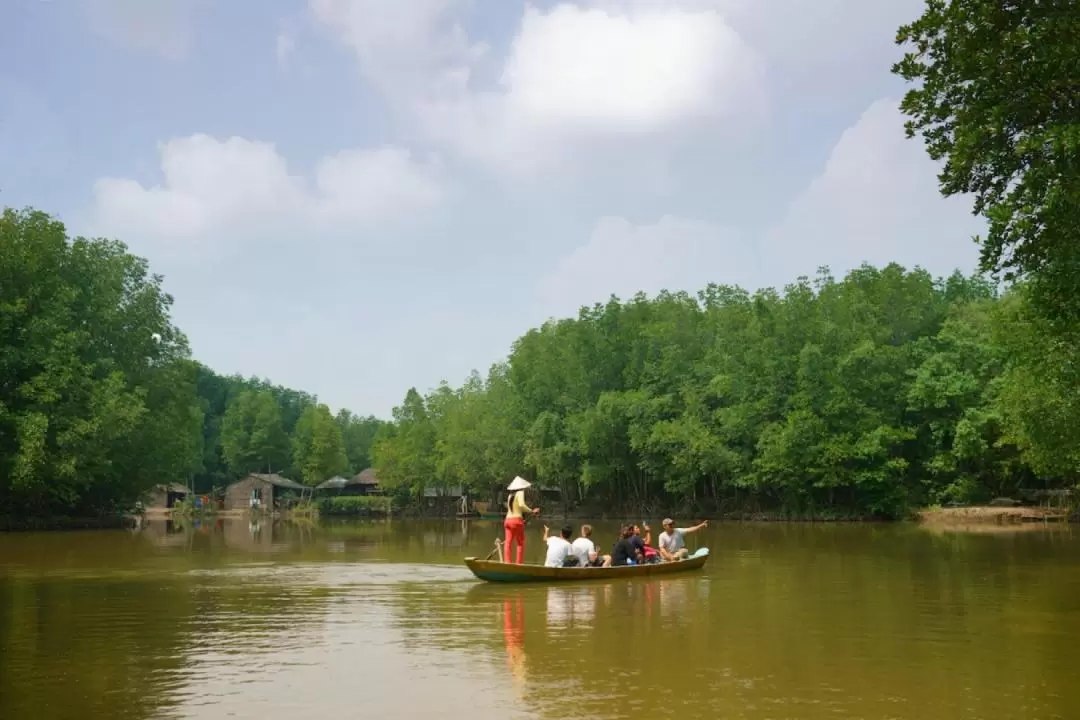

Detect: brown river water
[1, 518, 1078, 720]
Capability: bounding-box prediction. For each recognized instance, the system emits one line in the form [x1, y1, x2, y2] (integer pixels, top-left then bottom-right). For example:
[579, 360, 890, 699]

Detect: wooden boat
[464, 548, 709, 583]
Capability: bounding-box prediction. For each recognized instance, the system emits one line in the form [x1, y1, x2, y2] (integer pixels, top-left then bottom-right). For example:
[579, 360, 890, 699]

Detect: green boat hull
[464, 548, 709, 583]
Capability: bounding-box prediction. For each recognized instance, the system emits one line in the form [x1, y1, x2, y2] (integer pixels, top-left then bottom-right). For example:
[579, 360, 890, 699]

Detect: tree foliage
[5, 201, 1079, 521]
[373, 265, 1078, 519]
[0, 208, 387, 517]
[893, 0, 1080, 326]
[1, 208, 194, 515]
[292, 403, 349, 486]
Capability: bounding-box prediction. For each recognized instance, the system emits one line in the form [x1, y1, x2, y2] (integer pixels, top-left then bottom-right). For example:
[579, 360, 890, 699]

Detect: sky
[0, 0, 986, 419]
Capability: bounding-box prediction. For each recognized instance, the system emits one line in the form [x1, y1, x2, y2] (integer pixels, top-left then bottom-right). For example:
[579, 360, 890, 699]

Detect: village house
[144, 482, 188, 511]
[223, 473, 308, 511]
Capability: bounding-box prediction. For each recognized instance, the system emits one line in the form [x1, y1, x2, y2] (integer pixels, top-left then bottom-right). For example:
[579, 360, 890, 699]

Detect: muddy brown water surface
[2, 519, 1079, 719]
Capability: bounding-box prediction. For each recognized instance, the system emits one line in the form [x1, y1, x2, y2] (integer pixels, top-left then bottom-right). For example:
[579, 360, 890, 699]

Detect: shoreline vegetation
[3, 206, 1080, 531]
[6, 509, 1068, 535]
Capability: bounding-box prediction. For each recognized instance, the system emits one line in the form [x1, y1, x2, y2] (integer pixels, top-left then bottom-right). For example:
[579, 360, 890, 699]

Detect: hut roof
[154, 482, 190, 494]
[351, 468, 379, 486]
[315, 475, 349, 490]
[240, 473, 307, 491]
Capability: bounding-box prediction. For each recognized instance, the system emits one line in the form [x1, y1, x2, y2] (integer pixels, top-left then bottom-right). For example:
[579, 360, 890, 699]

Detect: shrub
[316, 495, 392, 516]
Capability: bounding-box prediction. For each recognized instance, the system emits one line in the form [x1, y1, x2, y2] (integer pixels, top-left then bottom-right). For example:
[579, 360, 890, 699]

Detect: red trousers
[503, 516, 526, 564]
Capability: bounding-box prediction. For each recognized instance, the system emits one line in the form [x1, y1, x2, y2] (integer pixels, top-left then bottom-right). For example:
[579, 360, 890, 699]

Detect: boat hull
[464, 549, 709, 583]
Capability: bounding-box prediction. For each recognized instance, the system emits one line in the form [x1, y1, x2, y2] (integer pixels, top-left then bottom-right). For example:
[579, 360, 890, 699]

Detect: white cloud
[499, 5, 756, 133]
[538, 97, 985, 319]
[276, 28, 296, 67]
[311, 1, 765, 174]
[309, 0, 482, 95]
[90, 135, 444, 257]
[536, 215, 755, 320]
[763, 98, 983, 283]
[80, 0, 206, 60]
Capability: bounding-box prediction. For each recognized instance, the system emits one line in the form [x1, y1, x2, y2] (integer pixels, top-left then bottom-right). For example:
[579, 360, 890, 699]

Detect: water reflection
[545, 585, 597, 628]
[1, 519, 1079, 720]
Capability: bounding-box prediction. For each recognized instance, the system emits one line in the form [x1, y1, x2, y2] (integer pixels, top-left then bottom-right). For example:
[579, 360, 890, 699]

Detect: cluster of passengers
[501, 474, 706, 567]
[542, 520, 707, 568]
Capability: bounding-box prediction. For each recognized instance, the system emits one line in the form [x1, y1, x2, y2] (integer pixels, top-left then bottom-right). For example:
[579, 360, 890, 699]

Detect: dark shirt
[629, 535, 645, 554]
[611, 537, 638, 566]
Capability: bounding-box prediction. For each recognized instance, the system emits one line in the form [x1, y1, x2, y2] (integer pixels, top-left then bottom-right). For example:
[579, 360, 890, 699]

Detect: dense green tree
[370, 263, 1078, 518]
[0, 208, 201, 516]
[894, 0, 1080, 326]
[335, 410, 386, 474]
[292, 403, 348, 486]
[220, 389, 290, 476]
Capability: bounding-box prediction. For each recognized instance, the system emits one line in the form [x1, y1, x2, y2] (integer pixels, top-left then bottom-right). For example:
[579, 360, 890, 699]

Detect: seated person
[630, 523, 660, 564]
[611, 525, 644, 567]
[658, 518, 708, 561]
[543, 524, 575, 567]
[571, 524, 612, 567]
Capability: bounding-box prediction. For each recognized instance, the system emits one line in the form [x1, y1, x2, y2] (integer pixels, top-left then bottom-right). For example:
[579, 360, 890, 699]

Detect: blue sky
[0, 0, 985, 418]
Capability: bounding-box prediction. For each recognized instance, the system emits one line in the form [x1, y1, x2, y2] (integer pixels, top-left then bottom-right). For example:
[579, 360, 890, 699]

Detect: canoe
[464, 548, 709, 583]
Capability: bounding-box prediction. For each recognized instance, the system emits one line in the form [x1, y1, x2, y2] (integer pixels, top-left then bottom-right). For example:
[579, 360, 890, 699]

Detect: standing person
[504, 476, 540, 564]
[657, 518, 708, 561]
[571, 524, 612, 567]
[542, 524, 574, 567]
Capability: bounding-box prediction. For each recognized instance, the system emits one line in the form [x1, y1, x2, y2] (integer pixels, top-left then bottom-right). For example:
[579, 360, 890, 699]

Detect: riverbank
[917, 505, 1073, 526]
[0, 515, 136, 532]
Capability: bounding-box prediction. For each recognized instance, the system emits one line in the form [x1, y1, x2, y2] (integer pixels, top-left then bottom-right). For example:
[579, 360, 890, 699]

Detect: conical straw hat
[507, 476, 531, 491]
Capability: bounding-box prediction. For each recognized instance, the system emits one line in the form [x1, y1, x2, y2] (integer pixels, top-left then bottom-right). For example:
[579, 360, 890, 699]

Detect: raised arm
[685, 521, 709, 534]
[542, 525, 551, 542]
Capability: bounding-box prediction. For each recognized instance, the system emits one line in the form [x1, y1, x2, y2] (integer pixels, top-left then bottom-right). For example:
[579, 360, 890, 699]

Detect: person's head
[662, 518, 674, 533]
[620, 524, 634, 539]
[560, 524, 573, 540]
[631, 524, 641, 536]
[580, 524, 593, 538]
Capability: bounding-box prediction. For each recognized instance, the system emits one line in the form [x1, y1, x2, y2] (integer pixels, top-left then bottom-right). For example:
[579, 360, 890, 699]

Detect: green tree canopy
[0, 208, 203, 515]
[292, 403, 348, 486]
[894, 0, 1080, 326]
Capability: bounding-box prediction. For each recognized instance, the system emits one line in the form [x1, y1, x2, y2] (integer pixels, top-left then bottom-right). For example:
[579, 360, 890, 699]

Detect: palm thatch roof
[352, 468, 379, 486]
[243, 473, 307, 491]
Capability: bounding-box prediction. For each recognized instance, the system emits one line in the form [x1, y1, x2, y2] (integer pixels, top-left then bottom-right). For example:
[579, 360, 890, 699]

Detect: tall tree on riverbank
[370, 265, 1076, 518]
[335, 410, 386, 474]
[0, 208, 202, 515]
[893, 0, 1080, 328]
[292, 403, 348, 486]
[220, 389, 291, 476]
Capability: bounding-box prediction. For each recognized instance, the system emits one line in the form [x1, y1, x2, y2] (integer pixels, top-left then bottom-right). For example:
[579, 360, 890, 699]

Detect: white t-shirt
[570, 537, 595, 565]
[659, 529, 687, 553]
[544, 537, 573, 567]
